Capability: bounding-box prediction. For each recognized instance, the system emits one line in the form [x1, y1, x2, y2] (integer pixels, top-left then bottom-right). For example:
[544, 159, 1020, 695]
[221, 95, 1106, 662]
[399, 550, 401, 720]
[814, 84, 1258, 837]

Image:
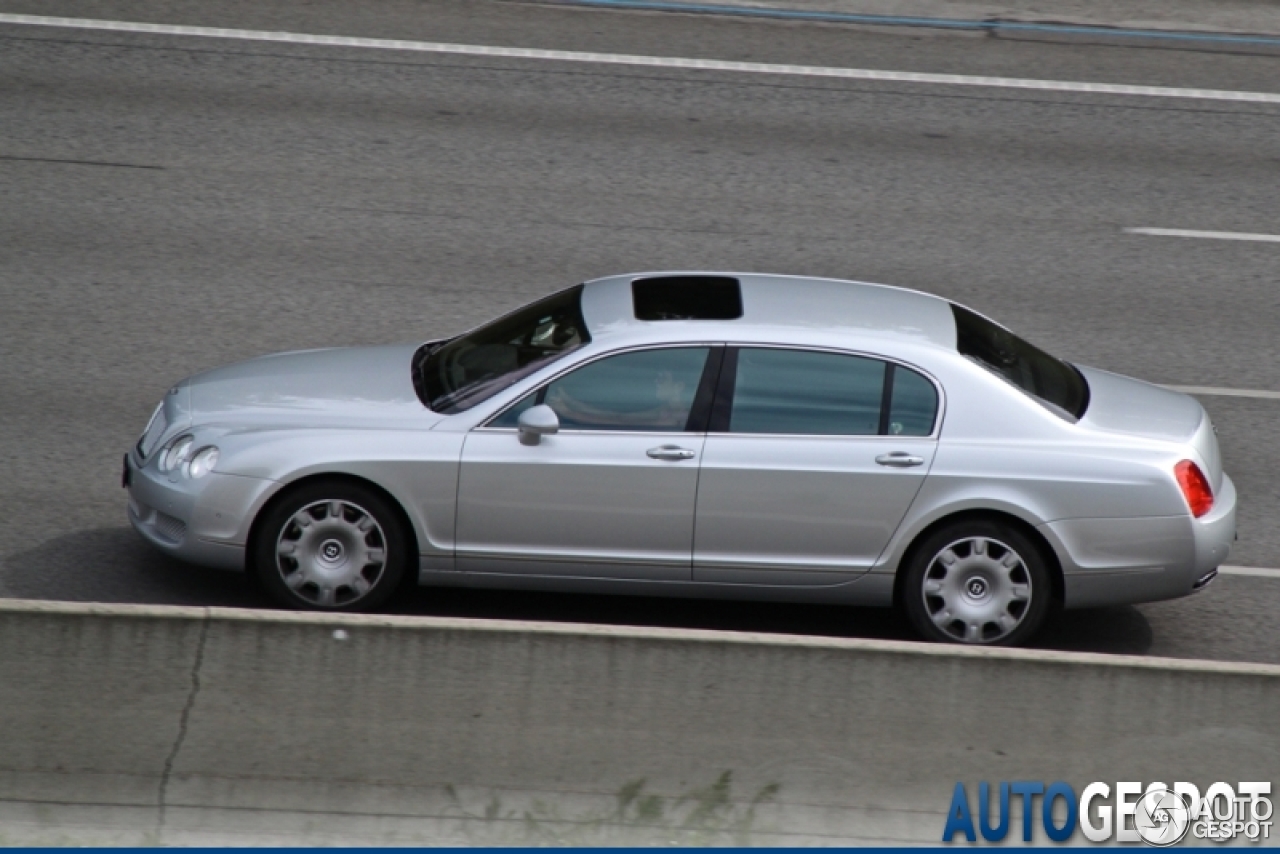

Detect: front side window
[417, 286, 590, 414]
[490, 347, 711, 432]
[951, 304, 1089, 419]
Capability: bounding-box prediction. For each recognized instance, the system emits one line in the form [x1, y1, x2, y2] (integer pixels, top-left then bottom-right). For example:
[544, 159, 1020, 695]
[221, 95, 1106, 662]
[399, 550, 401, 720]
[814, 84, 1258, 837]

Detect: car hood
[185, 344, 438, 426]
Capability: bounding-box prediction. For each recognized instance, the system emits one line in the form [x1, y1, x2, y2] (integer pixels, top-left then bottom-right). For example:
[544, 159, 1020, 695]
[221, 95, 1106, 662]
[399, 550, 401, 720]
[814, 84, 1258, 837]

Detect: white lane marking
[1220, 566, 1280, 580]
[1163, 385, 1280, 400]
[3, 14, 1280, 104]
[1126, 227, 1280, 243]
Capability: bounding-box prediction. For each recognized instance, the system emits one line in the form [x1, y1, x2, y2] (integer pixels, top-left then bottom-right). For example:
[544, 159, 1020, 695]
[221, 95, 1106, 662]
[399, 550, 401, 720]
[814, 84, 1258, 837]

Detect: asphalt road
[2, 0, 1278, 663]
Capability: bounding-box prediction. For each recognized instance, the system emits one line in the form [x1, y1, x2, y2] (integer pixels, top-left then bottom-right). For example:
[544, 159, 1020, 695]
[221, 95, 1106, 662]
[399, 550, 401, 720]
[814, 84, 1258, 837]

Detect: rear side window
[721, 348, 938, 436]
[729, 349, 885, 435]
[951, 305, 1089, 419]
[632, 276, 743, 321]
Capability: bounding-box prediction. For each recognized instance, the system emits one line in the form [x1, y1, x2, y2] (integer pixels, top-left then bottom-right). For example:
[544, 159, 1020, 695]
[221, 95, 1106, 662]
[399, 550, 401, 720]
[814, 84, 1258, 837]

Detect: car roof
[579, 272, 958, 349]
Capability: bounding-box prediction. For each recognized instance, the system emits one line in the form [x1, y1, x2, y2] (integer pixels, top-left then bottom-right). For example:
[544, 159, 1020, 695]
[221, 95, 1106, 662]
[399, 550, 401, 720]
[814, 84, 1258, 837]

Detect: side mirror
[517, 404, 560, 446]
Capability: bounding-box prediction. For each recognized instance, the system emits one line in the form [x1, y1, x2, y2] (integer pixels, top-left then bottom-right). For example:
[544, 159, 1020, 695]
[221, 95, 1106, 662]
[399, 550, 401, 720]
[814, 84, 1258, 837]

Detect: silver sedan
[123, 273, 1236, 646]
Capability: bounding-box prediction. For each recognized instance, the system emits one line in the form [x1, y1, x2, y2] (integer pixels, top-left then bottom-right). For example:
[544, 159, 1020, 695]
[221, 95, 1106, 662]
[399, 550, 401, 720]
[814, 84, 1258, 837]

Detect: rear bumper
[1043, 474, 1236, 609]
[1192, 473, 1237, 573]
[125, 452, 277, 572]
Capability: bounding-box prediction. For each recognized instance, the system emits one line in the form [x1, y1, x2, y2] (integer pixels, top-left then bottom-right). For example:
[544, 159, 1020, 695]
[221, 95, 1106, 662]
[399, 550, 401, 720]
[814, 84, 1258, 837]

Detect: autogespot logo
[942, 781, 1273, 845]
[1133, 788, 1191, 846]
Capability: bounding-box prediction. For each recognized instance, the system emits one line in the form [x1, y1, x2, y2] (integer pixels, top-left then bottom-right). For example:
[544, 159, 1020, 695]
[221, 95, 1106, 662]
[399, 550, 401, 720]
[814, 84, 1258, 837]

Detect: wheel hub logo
[967, 578, 987, 597]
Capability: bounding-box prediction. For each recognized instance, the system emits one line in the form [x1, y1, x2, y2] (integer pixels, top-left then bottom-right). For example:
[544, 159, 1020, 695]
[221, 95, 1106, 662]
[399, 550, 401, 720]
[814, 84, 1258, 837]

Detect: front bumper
[125, 451, 278, 572]
[1044, 474, 1238, 609]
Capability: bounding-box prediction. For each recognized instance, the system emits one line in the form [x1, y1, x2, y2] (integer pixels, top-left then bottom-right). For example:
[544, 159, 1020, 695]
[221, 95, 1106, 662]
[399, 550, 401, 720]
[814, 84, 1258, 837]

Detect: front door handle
[875, 452, 925, 468]
[647, 445, 696, 461]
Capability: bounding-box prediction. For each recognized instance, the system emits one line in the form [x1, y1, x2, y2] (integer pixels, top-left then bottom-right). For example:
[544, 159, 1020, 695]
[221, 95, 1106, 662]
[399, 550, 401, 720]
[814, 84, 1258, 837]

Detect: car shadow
[394, 586, 1154, 655]
[2, 528, 1154, 656]
[1, 526, 269, 607]
[1035, 605, 1154, 656]
[394, 584, 921, 641]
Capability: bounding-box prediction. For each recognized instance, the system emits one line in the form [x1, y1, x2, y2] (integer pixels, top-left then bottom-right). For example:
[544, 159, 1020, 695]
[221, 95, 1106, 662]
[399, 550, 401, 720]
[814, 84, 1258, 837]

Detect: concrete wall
[1, 600, 1277, 844]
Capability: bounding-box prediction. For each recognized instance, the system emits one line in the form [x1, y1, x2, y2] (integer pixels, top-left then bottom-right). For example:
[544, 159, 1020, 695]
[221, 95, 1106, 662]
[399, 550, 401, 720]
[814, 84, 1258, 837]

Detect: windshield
[952, 304, 1089, 419]
[416, 285, 591, 414]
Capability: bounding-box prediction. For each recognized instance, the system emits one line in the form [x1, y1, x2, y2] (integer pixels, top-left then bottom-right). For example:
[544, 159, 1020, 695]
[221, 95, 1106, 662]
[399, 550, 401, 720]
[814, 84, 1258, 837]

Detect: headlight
[188, 446, 219, 479]
[158, 435, 194, 473]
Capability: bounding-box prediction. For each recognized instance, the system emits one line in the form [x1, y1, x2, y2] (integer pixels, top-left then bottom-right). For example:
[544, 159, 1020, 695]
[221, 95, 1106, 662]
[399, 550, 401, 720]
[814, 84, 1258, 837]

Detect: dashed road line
[1219, 566, 1280, 580]
[1163, 385, 1280, 400]
[1126, 227, 1280, 243]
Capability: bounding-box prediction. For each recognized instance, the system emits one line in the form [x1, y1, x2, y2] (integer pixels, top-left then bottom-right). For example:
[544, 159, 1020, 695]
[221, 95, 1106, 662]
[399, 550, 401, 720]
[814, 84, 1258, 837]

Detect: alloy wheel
[920, 536, 1033, 643]
[274, 499, 388, 607]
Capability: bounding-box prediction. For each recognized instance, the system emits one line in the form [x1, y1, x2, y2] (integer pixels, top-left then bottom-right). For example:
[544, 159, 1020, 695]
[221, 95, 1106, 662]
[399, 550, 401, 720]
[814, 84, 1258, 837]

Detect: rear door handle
[875, 452, 925, 468]
[647, 445, 696, 461]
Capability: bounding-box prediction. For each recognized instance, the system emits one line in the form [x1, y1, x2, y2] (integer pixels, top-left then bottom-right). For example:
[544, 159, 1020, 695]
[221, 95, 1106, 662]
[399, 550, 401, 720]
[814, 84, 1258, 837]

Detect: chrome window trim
[497, 429, 706, 438]
[703, 431, 937, 441]
[476, 341, 945, 439]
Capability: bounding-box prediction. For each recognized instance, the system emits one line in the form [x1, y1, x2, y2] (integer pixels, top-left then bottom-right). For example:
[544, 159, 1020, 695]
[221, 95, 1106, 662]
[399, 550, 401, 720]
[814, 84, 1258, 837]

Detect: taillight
[1175, 460, 1214, 518]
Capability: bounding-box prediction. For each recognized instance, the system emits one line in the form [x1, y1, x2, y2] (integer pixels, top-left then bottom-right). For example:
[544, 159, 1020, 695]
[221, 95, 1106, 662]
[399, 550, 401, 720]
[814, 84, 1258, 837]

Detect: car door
[455, 345, 719, 580]
[693, 346, 940, 584]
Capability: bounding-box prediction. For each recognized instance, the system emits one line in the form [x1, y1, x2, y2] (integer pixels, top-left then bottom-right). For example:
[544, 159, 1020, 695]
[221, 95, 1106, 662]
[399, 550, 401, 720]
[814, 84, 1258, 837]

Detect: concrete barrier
[1, 599, 1277, 845]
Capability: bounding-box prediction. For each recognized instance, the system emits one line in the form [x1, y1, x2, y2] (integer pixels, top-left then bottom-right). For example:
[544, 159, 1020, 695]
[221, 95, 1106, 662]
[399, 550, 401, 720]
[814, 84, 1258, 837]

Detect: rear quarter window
[888, 366, 938, 436]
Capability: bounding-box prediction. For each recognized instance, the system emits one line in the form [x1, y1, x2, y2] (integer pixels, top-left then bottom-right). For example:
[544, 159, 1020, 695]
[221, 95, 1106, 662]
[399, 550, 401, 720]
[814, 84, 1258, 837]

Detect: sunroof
[632, 276, 743, 321]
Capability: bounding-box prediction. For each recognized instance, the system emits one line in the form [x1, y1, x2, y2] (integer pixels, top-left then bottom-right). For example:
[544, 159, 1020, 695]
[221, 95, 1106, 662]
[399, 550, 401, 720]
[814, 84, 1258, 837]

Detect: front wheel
[252, 481, 410, 612]
[901, 521, 1052, 646]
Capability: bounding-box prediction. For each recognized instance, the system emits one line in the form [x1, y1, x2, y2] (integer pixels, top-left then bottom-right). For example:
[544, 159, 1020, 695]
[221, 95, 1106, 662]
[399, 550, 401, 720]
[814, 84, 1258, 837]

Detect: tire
[252, 480, 410, 612]
[901, 520, 1052, 646]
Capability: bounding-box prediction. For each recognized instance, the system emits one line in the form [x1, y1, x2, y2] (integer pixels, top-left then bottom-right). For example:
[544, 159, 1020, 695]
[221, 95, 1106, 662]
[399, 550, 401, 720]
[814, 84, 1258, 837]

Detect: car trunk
[1075, 365, 1222, 490]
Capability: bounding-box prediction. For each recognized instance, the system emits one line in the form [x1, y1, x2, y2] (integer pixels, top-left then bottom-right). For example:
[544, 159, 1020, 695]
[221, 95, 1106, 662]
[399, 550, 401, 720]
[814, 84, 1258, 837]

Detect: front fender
[218, 429, 464, 565]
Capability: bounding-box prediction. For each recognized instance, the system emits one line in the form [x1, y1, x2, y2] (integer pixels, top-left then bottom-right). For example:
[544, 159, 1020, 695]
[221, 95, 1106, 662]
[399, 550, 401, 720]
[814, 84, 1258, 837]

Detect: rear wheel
[252, 481, 410, 612]
[901, 520, 1051, 646]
